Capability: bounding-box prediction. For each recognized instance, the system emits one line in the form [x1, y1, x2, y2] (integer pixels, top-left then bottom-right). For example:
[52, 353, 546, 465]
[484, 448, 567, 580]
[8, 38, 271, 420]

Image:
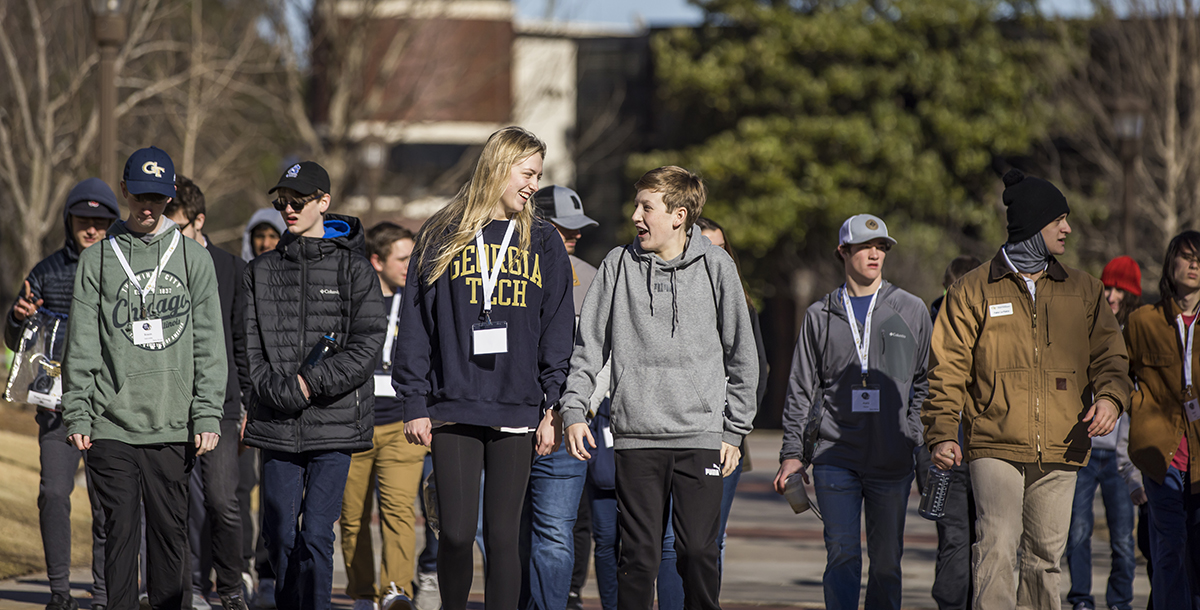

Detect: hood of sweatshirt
[629, 225, 713, 336]
[275, 213, 367, 262]
[241, 208, 288, 261]
[62, 178, 121, 259]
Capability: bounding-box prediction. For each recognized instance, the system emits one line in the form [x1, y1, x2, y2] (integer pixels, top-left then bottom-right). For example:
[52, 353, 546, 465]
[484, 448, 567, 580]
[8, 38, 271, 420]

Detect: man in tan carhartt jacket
[922, 169, 1131, 610]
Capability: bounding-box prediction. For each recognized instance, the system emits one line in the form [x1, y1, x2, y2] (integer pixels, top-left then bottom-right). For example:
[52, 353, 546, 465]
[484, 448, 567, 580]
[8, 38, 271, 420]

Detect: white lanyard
[1177, 313, 1196, 392]
[474, 220, 516, 315]
[841, 286, 879, 381]
[382, 291, 402, 368]
[108, 230, 181, 318]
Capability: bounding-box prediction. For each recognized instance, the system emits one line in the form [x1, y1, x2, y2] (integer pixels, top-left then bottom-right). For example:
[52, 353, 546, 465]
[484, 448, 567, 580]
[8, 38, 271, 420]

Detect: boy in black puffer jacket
[242, 161, 385, 610]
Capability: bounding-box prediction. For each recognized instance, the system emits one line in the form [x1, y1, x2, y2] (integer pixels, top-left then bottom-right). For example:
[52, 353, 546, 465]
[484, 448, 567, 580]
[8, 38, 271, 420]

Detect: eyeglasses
[271, 192, 320, 212]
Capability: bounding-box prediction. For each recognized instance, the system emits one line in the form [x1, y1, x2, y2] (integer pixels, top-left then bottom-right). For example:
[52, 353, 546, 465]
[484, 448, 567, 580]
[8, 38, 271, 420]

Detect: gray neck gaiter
[1004, 232, 1051, 273]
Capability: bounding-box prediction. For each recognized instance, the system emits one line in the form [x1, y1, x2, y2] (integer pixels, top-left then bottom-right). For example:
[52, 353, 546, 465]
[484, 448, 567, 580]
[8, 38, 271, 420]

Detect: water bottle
[918, 465, 952, 520]
[299, 332, 340, 376]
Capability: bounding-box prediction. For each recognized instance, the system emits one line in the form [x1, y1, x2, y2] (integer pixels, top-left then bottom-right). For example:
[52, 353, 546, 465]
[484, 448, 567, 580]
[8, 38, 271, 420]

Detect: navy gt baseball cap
[533, 185, 597, 230]
[269, 161, 330, 196]
[123, 146, 177, 198]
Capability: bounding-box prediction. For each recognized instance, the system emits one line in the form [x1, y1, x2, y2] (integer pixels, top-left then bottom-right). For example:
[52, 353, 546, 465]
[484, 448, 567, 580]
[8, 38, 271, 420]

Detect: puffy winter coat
[242, 214, 386, 453]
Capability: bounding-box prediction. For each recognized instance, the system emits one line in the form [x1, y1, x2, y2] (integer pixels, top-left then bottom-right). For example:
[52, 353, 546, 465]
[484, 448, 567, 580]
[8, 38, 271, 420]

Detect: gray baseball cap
[533, 185, 598, 230]
[838, 214, 896, 246]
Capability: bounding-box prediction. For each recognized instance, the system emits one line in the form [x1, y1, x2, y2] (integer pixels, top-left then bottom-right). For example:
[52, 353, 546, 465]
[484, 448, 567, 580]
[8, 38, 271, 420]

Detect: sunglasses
[272, 192, 321, 212]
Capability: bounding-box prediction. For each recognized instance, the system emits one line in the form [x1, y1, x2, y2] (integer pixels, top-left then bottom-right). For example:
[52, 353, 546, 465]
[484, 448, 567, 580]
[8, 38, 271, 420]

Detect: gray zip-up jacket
[779, 281, 931, 476]
[559, 227, 757, 450]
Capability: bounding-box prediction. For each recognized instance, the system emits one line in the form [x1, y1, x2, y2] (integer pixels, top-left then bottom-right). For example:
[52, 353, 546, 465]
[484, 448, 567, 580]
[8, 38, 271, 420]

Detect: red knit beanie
[1101, 256, 1141, 297]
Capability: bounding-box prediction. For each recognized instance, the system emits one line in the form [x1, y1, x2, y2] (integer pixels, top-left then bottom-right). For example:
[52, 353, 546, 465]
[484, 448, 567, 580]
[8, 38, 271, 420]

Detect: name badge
[374, 374, 397, 398]
[989, 303, 1014, 317]
[133, 319, 164, 346]
[1186, 398, 1200, 423]
[472, 321, 508, 355]
[852, 385, 880, 413]
[28, 376, 63, 410]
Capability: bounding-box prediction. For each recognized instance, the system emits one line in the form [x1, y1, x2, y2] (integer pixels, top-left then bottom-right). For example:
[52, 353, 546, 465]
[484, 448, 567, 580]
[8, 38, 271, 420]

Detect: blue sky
[513, 0, 1096, 27]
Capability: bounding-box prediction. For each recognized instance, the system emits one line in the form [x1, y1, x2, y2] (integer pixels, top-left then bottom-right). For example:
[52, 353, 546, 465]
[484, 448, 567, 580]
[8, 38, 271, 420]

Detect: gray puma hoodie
[559, 227, 758, 450]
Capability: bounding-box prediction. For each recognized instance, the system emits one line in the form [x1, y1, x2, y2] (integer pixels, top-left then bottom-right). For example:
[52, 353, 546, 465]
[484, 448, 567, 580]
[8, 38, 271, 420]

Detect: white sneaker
[380, 582, 413, 610]
[413, 572, 439, 610]
[352, 600, 379, 610]
[254, 579, 276, 610]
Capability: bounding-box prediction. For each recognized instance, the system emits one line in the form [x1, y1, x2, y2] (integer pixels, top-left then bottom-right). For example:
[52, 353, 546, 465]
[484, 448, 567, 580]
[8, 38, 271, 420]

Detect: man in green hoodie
[62, 146, 228, 610]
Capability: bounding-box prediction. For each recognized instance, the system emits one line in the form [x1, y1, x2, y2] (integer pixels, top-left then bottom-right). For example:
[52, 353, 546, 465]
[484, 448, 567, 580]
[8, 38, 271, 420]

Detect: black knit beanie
[1002, 169, 1070, 244]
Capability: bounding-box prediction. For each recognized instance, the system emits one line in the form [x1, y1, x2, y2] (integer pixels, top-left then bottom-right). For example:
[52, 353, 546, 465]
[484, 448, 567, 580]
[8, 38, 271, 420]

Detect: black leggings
[431, 424, 533, 610]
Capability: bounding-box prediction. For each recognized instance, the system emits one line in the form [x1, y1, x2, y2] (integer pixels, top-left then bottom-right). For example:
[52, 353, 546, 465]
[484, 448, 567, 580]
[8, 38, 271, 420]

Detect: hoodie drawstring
[670, 268, 678, 337]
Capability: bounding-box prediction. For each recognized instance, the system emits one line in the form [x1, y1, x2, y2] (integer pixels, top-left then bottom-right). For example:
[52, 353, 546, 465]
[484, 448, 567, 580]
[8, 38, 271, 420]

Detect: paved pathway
[0, 430, 1150, 609]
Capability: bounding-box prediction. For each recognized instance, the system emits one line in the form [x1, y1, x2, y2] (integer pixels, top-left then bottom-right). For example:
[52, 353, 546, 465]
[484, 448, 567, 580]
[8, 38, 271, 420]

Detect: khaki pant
[340, 419, 429, 601]
[970, 458, 1077, 610]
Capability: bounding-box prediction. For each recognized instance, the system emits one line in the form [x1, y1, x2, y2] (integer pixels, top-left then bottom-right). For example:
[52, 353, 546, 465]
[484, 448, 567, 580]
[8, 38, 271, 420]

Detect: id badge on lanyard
[109, 232, 180, 347]
[471, 222, 515, 356]
[842, 287, 881, 413]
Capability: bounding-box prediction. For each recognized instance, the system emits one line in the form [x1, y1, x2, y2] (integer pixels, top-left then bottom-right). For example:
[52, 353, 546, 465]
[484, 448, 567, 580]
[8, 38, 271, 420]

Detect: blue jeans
[812, 464, 912, 610]
[1065, 448, 1136, 610]
[589, 484, 619, 610]
[1144, 465, 1200, 610]
[718, 460, 742, 572]
[520, 442, 587, 610]
[261, 450, 351, 610]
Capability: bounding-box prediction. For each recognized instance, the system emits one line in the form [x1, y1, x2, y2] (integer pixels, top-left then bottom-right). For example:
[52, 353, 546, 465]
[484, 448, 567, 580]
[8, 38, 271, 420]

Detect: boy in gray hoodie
[560, 166, 757, 609]
[773, 214, 931, 610]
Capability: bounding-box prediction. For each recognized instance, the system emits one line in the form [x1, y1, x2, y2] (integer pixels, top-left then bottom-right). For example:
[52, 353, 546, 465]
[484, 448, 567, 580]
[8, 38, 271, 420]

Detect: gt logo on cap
[142, 161, 166, 178]
[286, 164, 301, 178]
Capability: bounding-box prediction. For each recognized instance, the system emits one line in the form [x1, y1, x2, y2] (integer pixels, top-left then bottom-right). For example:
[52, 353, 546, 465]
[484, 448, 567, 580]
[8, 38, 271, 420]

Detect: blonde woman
[393, 126, 575, 609]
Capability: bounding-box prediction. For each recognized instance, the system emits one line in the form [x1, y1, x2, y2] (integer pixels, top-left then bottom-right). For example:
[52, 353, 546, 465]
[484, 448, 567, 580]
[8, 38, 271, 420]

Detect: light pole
[87, 0, 131, 190]
[1114, 97, 1146, 255]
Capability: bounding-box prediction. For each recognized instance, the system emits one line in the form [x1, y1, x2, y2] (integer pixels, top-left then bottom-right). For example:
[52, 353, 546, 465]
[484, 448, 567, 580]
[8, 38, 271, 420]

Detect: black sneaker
[220, 595, 250, 610]
[46, 594, 79, 610]
[566, 591, 583, 610]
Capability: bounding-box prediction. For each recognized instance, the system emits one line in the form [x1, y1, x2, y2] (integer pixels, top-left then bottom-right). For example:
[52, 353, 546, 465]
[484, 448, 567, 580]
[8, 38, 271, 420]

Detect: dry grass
[0, 400, 93, 580]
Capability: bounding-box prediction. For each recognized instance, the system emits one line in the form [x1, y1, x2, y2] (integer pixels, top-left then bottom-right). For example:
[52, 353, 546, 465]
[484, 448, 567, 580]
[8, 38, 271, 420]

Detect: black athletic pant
[431, 424, 533, 610]
[188, 418, 245, 597]
[88, 440, 192, 610]
[615, 448, 723, 610]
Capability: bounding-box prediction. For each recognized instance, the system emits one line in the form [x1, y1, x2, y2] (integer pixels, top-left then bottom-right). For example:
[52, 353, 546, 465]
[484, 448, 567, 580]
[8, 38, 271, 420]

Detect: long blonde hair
[416, 126, 547, 282]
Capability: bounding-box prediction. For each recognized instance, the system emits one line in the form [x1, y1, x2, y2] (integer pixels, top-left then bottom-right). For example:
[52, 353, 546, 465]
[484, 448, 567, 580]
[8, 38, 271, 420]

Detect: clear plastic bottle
[918, 465, 952, 520]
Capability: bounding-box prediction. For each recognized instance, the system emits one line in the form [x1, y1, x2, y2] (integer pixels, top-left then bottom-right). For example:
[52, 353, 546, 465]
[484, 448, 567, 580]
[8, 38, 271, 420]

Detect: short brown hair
[367, 221, 415, 259]
[167, 175, 205, 222]
[634, 166, 706, 232]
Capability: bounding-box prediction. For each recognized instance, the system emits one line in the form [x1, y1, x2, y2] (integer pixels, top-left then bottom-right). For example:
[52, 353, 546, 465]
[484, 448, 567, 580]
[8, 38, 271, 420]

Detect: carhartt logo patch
[1056, 378, 1067, 391]
[865, 219, 879, 230]
[141, 161, 166, 178]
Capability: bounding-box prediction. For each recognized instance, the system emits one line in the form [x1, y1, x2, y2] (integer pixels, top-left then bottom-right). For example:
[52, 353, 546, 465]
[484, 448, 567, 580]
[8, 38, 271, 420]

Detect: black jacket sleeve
[243, 262, 309, 414]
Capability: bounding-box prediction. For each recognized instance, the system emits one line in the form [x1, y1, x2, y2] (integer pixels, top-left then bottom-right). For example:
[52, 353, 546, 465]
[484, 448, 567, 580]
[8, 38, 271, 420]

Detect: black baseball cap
[269, 161, 330, 196]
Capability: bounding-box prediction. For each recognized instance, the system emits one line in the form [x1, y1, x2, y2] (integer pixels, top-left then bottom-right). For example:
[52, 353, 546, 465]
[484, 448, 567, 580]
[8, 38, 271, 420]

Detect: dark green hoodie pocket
[103, 369, 191, 432]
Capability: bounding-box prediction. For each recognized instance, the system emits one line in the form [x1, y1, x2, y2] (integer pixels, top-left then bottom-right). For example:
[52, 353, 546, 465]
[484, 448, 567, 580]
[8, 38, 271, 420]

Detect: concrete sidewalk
[0, 430, 1150, 609]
